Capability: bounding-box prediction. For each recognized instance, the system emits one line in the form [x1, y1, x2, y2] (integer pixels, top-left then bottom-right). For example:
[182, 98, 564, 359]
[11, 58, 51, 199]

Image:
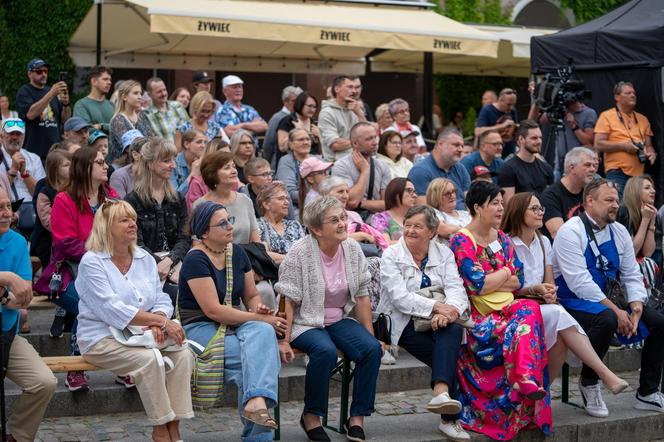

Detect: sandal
[242, 408, 278, 429]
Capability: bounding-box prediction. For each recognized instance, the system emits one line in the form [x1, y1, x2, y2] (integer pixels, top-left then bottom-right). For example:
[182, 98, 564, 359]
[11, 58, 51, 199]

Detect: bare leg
[166, 420, 180, 441]
[558, 327, 628, 393]
[433, 381, 449, 396]
[152, 424, 170, 442]
[349, 415, 365, 427]
[244, 396, 267, 412]
[303, 413, 323, 430]
[547, 340, 568, 381]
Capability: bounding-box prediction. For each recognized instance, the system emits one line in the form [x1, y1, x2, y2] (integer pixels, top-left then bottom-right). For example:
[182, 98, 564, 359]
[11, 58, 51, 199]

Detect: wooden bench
[42, 356, 100, 373]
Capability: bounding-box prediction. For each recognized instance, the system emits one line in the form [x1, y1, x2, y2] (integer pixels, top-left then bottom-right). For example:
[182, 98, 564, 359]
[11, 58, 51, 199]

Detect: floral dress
[257, 218, 305, 254]
[370, 211, 403, 241]
[449, 229, 552, 441]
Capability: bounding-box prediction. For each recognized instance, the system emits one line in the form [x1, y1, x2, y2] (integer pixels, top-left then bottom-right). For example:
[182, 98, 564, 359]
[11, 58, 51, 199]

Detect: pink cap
[299, 157, 333, 178]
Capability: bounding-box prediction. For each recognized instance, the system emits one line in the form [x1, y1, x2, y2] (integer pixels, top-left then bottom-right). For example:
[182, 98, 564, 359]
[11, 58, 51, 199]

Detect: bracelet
[649, 226, 656, 232]
[160, 316, 167, 332]
[20, 171, 30, 179]
[7, 171, 17, 178]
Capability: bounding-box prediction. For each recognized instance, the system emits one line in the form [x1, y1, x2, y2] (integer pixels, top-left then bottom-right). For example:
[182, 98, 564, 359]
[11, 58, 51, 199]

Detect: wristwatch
[20, 170, 30, 179]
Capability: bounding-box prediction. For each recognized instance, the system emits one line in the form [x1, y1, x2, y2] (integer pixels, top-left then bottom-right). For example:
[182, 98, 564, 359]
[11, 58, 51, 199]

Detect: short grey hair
[437, 127, 462, 143]
[388, 98, 408, 117]
[404, 205, 440, 231]
[303, 196, 343, 230]
[281, 85, 303, 102]
[318, 176, 348, 196]
[564, 146, 595, 174]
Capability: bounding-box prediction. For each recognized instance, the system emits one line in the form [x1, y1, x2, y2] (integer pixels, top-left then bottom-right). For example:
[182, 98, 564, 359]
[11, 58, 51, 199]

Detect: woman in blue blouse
[257, 181, 305, 265]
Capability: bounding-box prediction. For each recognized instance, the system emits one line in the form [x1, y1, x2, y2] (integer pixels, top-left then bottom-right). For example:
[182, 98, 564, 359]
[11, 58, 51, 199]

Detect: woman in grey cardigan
[275, 196, 382, 442]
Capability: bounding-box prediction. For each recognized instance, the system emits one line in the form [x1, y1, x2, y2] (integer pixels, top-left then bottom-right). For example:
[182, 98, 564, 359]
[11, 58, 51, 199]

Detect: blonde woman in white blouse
[426, 178, 471, 243]
[501, 192, 627, 392]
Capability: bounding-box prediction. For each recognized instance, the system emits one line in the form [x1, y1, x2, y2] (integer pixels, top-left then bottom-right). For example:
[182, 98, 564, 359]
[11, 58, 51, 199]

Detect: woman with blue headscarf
[179, 201, 285, 441]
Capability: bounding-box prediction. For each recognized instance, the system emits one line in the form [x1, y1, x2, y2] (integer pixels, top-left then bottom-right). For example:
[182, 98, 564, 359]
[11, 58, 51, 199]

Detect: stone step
[35, 379, 664, 441]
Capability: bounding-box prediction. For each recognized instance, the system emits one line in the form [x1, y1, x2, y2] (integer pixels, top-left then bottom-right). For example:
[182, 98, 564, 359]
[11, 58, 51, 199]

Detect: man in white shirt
[1, 118, 46, 202]
[553, 178, 664, 418]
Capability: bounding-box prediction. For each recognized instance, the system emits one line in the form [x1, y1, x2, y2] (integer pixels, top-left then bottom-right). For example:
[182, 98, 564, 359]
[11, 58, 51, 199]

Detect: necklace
[201, 240, 225, 255]
[113, 257, 132, 274]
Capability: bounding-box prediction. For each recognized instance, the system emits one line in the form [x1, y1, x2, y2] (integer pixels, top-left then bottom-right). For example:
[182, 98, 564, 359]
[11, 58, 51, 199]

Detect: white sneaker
[427, 392, 462, 415]
[381, 351, 396, 365]
[578, 380, 609, 418]
[635, 391, 664, 413]
[438, 420, 470, 442]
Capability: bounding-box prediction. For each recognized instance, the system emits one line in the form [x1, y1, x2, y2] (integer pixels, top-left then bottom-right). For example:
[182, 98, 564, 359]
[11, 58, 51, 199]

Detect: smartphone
[58, 71, 68, 82]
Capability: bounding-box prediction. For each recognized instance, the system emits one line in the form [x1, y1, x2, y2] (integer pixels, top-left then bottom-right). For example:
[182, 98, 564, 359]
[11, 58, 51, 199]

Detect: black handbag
[372, 313, 392, 345]
[238, 242, 279, 281]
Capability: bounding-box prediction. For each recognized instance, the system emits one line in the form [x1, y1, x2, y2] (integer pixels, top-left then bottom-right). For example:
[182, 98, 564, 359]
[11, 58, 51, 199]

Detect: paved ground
[33, 370, 664, 442]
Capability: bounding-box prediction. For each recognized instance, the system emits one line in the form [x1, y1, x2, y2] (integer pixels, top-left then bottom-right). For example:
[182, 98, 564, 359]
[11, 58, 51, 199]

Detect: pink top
[186, 176, 243, 214]
[320, 245, 349, 326]
[51, 186, 119, 244]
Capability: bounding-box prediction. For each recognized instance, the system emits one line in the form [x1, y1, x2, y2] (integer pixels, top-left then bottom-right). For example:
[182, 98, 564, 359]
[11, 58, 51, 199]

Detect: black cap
[192, 71, 213, 84]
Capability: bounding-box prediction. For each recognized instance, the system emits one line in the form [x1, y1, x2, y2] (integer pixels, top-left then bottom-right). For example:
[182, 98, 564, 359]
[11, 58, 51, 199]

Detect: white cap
[222, 75, 244, 88]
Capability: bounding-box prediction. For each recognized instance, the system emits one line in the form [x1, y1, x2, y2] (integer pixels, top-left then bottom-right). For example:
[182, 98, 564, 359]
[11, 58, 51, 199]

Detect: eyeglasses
[528, 205, 546, 214]
[323, 213, 348, 225]
[2, 120, 25, 131]
[93, 159, 107, 167]
[585, 178, 618, 195]
[443, 190, 457, 199]
[404, 188, 417, 196]
[250, 171, 274, 179]
[31, 68, 48, 75]
[101, 199, 122, 212]
[292, 137, 311, 143]
[304, 104, 317, 109]
[484, 142, 503, 147]
[394, 108, 409, 115]
[210, 216, 235, 230]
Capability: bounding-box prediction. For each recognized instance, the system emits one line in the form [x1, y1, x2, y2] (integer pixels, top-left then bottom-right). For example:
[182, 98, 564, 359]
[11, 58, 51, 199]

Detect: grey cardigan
[275, 235, 370, 341]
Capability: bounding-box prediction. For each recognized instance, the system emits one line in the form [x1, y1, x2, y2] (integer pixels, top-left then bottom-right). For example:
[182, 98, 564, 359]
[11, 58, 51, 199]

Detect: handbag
[185, 245, 234, 410]
[238, 242, 279, 280]
[580, 213, 628, 309]
[372, 313, 392, 345]
[412, 285, 474, 332]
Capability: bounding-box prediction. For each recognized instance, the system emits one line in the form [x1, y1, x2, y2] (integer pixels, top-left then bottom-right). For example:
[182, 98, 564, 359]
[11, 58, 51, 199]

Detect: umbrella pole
[422, 52, 434, 148]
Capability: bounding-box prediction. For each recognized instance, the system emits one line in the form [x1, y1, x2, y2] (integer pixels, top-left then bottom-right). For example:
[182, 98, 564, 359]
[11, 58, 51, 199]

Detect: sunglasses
[2, 120, 25, 131]
[31, 68, 48, 75]
[93, 159, 107, 167]
[210, 216, 235, 230]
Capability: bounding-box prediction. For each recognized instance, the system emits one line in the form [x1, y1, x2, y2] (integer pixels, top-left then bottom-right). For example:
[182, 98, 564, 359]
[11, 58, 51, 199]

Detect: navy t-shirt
[16, 83, 63, 161]
[178, 245, 252, 314]
[476, 104, 518, 157]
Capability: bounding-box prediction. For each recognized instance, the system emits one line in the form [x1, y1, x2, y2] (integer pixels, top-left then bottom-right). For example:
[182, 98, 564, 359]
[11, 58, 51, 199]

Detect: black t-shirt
[276, 112, 321, 165]
[540, 181, 583, 239]
[16, 84, 63, 161]
[497, 155, 553, 196]
[476, 104, 519, 157]
[178, 246, 252, 324]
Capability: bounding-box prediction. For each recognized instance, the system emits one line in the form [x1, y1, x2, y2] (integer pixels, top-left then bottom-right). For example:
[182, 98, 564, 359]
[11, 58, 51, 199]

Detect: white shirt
[75, 248, 174, 354]
[1, 147, 45, 202]
[436, 209, 472, 230]
[552, 215, 647, 304]
[377, 237, 469, 351]
[512, 234, 553, 289]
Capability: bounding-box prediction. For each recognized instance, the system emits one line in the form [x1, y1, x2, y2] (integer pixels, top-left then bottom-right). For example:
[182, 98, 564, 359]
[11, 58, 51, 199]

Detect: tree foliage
[0, 0, 91, 102]
[560, 0, 628, 24]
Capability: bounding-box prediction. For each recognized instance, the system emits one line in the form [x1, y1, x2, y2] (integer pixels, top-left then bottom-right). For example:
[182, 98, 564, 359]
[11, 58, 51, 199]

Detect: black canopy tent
[530, 0, 664, 194]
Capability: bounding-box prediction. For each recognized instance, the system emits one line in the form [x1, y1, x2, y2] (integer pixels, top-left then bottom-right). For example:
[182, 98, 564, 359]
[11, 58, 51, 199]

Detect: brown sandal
[242, 408, 278, 429]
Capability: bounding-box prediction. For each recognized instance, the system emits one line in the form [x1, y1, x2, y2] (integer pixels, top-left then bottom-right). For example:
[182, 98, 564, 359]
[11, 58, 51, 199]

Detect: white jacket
[377, 237, 468, 352]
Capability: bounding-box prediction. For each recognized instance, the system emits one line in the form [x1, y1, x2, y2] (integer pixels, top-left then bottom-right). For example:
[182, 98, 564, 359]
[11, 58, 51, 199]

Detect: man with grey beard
[1, 118, 45, 203]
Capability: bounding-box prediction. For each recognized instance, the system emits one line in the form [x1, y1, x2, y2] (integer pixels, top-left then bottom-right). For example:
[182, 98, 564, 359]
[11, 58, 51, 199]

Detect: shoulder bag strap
[537, 232, 546, 269]
[366, 157, 375, 201]
[580, 213, 609, 275]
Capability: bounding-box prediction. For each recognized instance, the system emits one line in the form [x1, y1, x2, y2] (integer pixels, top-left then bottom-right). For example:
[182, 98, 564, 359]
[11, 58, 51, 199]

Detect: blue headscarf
[191, 201, 226, 240]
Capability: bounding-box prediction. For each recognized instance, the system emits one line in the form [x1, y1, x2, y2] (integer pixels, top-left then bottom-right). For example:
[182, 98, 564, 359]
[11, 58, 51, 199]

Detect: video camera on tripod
[534, 64, 591, 130]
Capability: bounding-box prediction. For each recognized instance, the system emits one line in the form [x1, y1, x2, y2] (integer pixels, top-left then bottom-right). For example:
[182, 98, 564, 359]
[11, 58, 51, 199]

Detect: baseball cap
[193, 71, 213, 84]
[122, 129, 144, 151]
[88, 129, 108, 145]
[299, 157, 333, 178]
[27, 58, 49, 71]
[222, 75, 244, 88]
[402, 129, 420, 138]
[471, 165, 495, 180]
[64, 117, 91, 133]
[2, 118, 25, 135]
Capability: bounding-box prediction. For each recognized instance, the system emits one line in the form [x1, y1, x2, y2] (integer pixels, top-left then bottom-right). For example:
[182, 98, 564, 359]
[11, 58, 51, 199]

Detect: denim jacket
[124, 191, 191, 265]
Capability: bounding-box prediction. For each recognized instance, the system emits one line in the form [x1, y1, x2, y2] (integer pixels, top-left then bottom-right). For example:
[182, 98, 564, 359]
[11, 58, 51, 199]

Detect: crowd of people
[0, 58, 662, 442]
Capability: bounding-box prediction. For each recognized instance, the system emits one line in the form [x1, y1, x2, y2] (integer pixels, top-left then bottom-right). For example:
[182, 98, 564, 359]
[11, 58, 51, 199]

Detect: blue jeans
[606, 168, 631, 200]
[292, 318, 381, 418]
[398, 320, 463, 421]
[52, 283, 79, 355]
[185, 320, 280, 442]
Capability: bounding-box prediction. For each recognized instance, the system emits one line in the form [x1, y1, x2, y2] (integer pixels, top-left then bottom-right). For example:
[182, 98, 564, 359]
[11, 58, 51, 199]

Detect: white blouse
[512, 234, 553, 289]
[75, 247, 174, 354]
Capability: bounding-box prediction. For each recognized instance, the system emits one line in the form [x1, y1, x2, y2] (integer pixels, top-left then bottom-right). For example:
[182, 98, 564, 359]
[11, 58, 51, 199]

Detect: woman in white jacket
[376, 205, 470, 441]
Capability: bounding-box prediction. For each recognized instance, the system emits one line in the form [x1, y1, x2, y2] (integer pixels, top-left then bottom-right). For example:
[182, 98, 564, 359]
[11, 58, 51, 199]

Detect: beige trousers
[6, 335, 57, 442]
[83, 337, 194, 426]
